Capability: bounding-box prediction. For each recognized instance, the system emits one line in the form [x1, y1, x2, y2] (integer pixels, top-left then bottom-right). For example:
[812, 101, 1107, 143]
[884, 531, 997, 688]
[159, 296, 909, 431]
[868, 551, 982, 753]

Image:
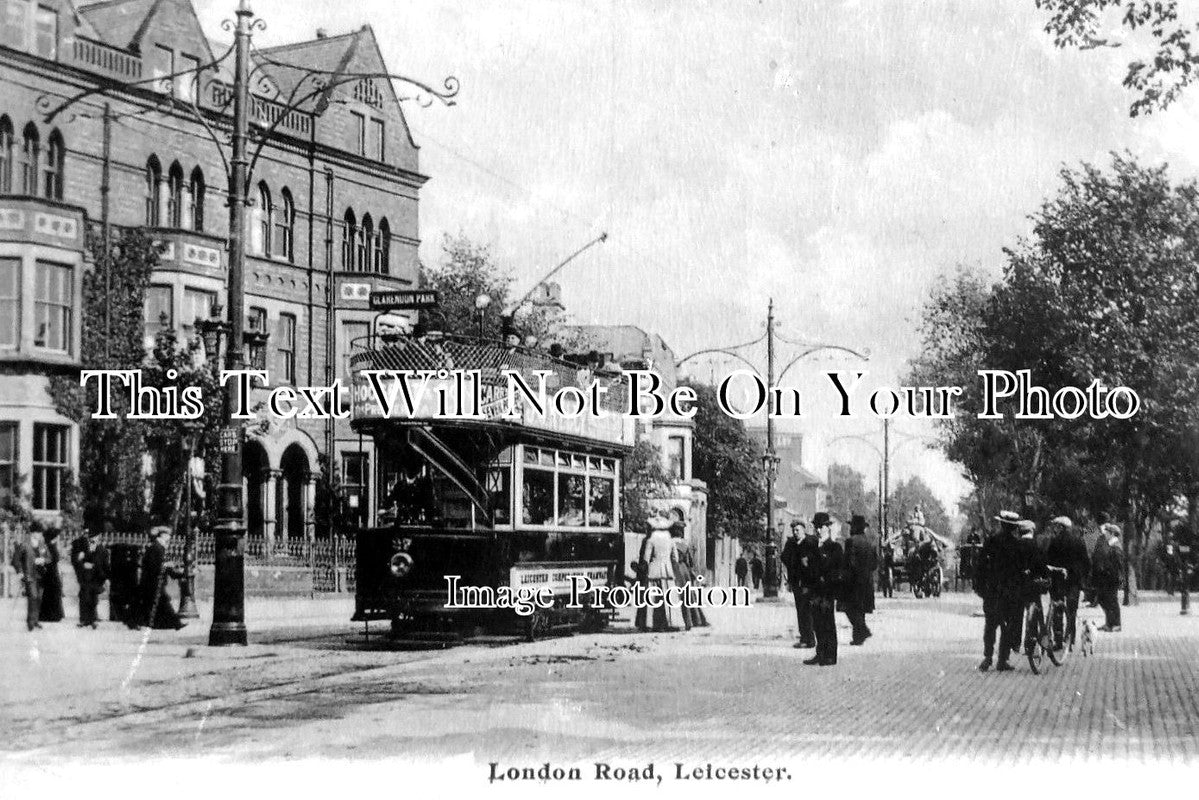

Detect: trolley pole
[209, 0, 253, 646]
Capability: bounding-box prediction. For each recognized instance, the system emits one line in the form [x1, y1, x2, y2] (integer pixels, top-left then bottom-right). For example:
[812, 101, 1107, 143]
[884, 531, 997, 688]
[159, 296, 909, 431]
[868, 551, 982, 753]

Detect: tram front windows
[588, 476, 614, 527]
[557, 473, 586, 527]
[484, 468, 511, 525]
[522, 469, 555, 526]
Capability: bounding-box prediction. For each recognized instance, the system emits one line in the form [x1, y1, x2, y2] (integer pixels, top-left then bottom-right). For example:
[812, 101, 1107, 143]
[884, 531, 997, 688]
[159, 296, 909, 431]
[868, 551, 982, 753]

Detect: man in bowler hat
[841, 514, 877, 645]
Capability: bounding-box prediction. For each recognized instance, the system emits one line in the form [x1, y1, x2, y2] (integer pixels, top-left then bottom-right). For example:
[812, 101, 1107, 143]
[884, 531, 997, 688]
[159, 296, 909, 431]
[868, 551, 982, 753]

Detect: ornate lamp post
[675, 299, 868, 600]
[40, 0, 458, 645]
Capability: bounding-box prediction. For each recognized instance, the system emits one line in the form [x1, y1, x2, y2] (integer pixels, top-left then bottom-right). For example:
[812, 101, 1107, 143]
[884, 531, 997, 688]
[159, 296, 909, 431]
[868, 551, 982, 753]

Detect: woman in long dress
[38, 528, 65, 622]
[643, 511, 681, 631]
[137, 526, 185, 630]
[670, 520, 709, 629]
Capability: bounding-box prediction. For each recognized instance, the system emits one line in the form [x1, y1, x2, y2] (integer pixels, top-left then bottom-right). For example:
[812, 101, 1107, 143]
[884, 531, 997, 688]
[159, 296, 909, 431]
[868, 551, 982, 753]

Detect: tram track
[3, 626, 600, 755]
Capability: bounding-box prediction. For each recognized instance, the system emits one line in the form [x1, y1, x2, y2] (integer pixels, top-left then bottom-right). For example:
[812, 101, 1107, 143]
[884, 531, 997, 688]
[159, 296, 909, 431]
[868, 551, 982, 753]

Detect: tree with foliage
[49, 227, 163, 531]
[1036, 0, 1199, 115]
[686, 383, 767, 543]
[620, 439, 673, 532]
[826, 463, 879, 527]
[910, 154, 1199, 595]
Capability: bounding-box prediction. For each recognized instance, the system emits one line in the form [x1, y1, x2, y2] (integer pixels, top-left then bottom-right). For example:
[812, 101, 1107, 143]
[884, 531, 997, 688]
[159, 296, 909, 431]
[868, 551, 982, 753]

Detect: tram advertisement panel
[509, 564, 611, 596]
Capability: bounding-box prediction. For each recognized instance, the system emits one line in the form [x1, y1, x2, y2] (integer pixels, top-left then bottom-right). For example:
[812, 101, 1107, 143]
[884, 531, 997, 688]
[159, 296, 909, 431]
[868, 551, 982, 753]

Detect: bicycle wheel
[1047, 603, 1068, 666]
[1025, 605, 1044, 674]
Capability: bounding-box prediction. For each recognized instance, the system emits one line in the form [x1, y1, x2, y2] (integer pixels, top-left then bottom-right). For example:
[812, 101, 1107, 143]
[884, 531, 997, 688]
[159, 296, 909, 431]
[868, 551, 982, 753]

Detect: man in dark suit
[783, 521, 817, 648]
[10, 528, 48, 631]
[1045, 515, 1088, 647]
[734, 553, 748, 587]
[1092, 523, 1124, 631]
[71, 527, 110, 628]
[977, 511, 1024, 672]
[841, 515, 878, 645]
[805, 512, 843, 666]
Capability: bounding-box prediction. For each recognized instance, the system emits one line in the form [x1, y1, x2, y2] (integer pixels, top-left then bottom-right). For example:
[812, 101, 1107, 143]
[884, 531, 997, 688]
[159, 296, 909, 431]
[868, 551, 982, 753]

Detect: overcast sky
[196, 0, 1199, 523]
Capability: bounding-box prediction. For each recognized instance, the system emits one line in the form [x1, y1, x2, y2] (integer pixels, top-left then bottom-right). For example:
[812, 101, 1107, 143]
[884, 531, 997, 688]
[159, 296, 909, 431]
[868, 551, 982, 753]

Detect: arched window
[359, 213, 373, 273]
[145, 156, 162, 226]
[43, 129, 64, 200]
[166, 161, 184, 227]
[0, 116, 13, 194]
[256, 182, 272, 255]
[20, 124, 39, 195]
[377, 217, 391, 274]
[342, 208, 356, 271]
[188, 167, 205, 231]
[275, 187, 294, 261]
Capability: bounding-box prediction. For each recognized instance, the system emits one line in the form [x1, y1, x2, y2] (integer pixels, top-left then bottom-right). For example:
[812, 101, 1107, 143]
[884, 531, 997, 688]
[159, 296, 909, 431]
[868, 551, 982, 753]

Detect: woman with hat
[642, 510, 681, 632]
[38, 527, 66, 623]
[136, 525, 185, 630]
[669, 514, 709, 630]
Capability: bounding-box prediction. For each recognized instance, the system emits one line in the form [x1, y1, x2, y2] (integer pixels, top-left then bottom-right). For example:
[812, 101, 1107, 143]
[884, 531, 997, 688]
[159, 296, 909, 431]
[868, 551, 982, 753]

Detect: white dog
[1079, 619, 1097, 657]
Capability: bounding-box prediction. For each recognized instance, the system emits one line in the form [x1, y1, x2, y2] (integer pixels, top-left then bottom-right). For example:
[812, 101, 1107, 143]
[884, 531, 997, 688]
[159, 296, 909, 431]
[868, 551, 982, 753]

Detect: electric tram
[346, 333, 633, 639]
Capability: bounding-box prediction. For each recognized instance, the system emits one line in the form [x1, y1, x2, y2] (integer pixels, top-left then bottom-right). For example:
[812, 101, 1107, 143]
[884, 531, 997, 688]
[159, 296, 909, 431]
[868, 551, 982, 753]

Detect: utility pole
[882, 416, 890, 539]
[208, 0, 253, 647]
[762, 299, 780, 598]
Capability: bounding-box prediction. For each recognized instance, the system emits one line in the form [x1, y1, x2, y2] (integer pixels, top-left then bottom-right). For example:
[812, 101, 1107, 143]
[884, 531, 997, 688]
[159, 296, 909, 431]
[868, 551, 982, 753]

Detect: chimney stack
[315, 28, 328, 39]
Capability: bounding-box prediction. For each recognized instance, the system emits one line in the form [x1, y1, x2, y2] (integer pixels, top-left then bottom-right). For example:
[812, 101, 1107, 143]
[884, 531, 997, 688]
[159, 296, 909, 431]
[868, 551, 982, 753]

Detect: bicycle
[1023, 565, 1069, 674]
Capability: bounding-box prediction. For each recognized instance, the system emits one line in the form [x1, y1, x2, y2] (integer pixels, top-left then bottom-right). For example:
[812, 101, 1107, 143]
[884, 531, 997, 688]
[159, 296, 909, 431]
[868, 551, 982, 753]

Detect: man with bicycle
[976, 511, 1026, 672]
[1045, 516, 1089, 649]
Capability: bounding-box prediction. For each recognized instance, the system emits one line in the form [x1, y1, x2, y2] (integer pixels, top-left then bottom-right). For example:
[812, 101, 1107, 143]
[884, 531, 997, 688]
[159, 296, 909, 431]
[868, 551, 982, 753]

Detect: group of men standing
[780, 512, 878, 666]
[974, 511, 1119, 672]
[8, 524, 186, 632]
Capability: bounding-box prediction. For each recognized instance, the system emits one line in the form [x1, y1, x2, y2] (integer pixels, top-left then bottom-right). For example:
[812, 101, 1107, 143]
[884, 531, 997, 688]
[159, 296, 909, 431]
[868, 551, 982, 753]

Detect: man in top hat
[841, 514, 878, 645]
[805, 512, 844, 666]
[1045, 515, 1088, 647]
[976, 510, 1025, 672]
[71, 526, 110, 628]
[783, 520, 818, 648]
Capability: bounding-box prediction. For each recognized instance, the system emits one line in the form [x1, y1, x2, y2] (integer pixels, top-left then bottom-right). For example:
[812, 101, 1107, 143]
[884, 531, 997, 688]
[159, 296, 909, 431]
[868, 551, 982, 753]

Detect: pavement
[1, 588, 1196, 790]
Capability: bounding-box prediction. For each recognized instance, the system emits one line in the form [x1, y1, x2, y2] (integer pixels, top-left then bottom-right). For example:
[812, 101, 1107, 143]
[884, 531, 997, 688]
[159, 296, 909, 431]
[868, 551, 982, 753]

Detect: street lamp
[474, 293, 491, 339]
[675, 299, 868, 600]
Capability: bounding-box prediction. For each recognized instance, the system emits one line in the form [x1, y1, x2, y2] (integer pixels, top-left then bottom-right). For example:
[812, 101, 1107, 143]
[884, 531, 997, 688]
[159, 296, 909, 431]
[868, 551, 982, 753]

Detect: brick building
[0, 0, 428, 543]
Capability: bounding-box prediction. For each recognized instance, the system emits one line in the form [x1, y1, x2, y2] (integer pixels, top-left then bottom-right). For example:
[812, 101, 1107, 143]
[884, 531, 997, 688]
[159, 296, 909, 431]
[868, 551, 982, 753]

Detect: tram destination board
[369, 290, 440, 311]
